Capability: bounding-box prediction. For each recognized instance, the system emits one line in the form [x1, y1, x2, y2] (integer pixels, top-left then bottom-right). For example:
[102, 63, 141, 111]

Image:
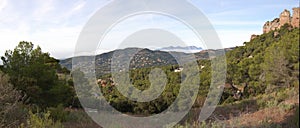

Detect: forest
[0, 24, 299, 127]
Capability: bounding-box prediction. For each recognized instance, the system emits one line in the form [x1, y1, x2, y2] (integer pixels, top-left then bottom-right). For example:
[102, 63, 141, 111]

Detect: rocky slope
[60, 47, 233, 77]
[263, 7, 299, 34]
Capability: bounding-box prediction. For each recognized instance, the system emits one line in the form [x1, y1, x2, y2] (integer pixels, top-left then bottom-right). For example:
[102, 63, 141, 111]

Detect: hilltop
[263, 7, 299, 33]
[0, 5, 298, 128]
[58, 7, 299, 127]
[60, 47, 233, 77]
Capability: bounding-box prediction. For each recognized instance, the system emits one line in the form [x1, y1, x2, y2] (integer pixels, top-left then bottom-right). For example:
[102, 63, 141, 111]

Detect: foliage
[0, 24, 298, 127]
[72, 26, 300, 115]
[48, 104, 69, 122]
[64, 110, 93, 123]
[20, 111, 63, 128]
[1, 41, 75, 108]
[220, 26, 299, 103]
[172, 121, 226, 128]
[289, 106, 299, 128]
[0, 71, 27, 127]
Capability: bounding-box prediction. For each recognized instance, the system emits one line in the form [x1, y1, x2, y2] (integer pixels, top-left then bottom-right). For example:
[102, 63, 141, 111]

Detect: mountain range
[60, 47, 233, 77]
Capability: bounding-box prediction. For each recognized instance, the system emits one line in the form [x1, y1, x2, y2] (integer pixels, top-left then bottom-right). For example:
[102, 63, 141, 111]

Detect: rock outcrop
[263, 18, 280, 33]
[291, 7, 300, 28]
[279, 9, 291, 27]
[250, 34, 258, 40]
[263, 7, 299, 33]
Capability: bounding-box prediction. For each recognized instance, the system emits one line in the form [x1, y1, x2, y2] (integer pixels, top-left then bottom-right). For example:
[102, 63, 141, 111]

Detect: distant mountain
[156, 46, 203, 53]
[60, 47, 233, 77]
[61, 48, 178, 77]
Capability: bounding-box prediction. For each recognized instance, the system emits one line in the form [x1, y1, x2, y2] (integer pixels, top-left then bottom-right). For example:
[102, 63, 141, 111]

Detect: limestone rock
[291, 7, 300, 28]
[250, 34, 258, 40]
[263, 18, 280, 33]
[279, 9, 291, 27]
[263, 7, 299, 34]
[273, 31, 280, 38]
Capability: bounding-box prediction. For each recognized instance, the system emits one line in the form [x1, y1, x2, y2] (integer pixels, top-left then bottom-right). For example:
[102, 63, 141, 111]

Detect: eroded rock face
[291, 7, 300, 28]
[250, 34, 258, 41]
[263, 18, 280, 33]
[279, 9, 291, 27]
[273, 31, 280, 38]
[263, 7, 299, 33]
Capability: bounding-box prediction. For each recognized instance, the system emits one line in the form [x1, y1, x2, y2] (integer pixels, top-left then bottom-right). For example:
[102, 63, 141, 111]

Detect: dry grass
[213, 88, 299, 128]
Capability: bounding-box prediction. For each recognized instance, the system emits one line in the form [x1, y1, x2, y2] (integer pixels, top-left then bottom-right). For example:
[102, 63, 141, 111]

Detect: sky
[0, 0, 299, 59]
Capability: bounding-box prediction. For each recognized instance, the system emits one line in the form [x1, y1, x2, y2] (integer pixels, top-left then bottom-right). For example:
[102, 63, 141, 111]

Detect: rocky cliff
[291, 7, 300, 28]
[263, 7, 299, 33]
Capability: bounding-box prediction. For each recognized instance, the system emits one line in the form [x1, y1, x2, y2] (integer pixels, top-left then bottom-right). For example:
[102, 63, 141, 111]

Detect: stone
[273, 31, 280, 37]
[262, 7, 299, 33]
[291, 7, 300, 28]
[279, 9, 291, 27]
[250, 34, 258, 40]
[263, 18, 280, 33]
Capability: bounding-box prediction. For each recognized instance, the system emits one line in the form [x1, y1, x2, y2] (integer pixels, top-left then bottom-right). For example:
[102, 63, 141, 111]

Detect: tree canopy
[1, 41, 75, 108]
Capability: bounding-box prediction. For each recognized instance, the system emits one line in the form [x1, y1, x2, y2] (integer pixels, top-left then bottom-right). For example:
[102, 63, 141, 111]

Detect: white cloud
[0, 25, 82, 59]
[95, 14, 205, 53]
[33, 0, 55, 21]
[0, 0, 7, 11]
[72, 1, 86, 11]
[1, 0, 298, 60]
[216, 29, 261, 48]
[57, 0, 87, 22]
[29, 25, 83, 59]
[211, 21, 263, 26]
[0, 0, 100, 59]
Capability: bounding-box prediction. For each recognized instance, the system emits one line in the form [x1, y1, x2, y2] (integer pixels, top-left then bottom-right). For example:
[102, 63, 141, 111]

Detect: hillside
[60, 47, 233, 77]
[93, 23, 299, 127]
[185, 21, 299, 127]
[62, 24, 299, 128]
[59, 10, 299, 127]
[0, 2, 299, 128]
[0, 26, 297, 128]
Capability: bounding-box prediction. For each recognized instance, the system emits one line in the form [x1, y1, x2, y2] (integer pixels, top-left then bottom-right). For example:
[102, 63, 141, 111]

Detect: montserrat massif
[263, 7, 299, 33]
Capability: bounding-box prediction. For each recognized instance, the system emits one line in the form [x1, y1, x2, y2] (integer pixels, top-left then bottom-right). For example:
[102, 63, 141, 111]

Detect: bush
[0, 71, 27, 127]
[172, 121, 226, 128]
[48, 104, 69, 122]
[65, 110, 92, 123]
[20, 111, 63, 128]
[289, 106, 299, 128]
[278, 103, 294, 112]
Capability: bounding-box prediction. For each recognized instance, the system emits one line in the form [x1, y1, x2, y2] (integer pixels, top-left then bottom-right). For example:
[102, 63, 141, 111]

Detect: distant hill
[156, 46, 203, 53]
[60, 47, 233, 77]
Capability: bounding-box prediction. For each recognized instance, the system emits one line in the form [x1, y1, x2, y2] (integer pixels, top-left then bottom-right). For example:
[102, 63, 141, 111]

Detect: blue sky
[0, 0, 299, 59]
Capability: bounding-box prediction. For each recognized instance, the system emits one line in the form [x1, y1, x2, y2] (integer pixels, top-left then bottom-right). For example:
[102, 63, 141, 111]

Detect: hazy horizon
[0, 0, 298, 59]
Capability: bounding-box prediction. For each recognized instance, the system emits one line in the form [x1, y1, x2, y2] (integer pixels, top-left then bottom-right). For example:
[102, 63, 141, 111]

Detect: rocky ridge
[263, 7, 299, 33]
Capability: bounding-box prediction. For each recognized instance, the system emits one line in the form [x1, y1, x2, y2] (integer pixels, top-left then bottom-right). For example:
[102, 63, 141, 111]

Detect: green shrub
[20, 111, 63, 128]
[266, 100, 279, 108]
[289, 106, 299, 128]
[65, 110, 93, 123]
[222, 96, 235, 105]
[172, 121, 226, 128]
[0, 71, 27, 127]
[48, 104, 69, 122]
[278, 103, 294, 112]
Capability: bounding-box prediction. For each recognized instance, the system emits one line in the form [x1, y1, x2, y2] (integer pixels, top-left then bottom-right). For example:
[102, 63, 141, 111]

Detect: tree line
[0, 24, 298, 127]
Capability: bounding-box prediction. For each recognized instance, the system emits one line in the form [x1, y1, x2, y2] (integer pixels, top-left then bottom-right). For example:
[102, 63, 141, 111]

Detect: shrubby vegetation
[1, 42, 76, 108]
[0, 25, 298, 127]
[0, 42, 81, 127]
[20, 111, 63, 128]
[220, 25, 299, 103]
[96, 25, 299, 115]
[0, 71, 26, 127]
